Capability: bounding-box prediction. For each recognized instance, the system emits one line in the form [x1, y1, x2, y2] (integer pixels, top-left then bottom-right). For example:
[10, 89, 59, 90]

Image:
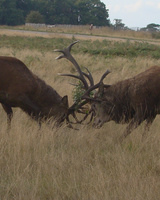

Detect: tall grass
[0, 32, 160, 199]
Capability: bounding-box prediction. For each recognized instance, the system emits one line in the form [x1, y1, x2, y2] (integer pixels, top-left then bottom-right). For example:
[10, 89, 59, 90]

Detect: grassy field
[0, 28, 160, 200]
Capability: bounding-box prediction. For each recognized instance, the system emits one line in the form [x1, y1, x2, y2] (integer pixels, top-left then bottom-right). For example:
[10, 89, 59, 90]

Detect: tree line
[0, 0, 110, 26]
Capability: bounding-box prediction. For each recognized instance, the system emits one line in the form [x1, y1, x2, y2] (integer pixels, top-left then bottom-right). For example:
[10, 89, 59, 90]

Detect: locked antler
[55, 41, 111, 124]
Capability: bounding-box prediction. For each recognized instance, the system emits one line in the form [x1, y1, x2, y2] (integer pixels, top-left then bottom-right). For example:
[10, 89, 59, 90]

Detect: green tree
[0, 0, 110, 26]
[0, 0, 25, 25]
[51, 0, 78, 24]
[140, 23, 160, 32]
[16, 0, 33, 16]
[34, 0, 109, 25]
[113, 19, 126, 30]
[76, 0, 109, 26]
[26, 11, 45, 23]
[146, 23, 160, 32]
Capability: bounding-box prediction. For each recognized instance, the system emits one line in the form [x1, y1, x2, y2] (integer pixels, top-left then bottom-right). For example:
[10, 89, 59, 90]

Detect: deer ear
[61, 95, 69, 108]
[98, 82, 104, 97]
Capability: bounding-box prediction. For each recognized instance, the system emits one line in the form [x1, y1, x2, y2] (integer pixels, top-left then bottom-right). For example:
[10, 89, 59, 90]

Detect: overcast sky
[101, 0, 160, 28]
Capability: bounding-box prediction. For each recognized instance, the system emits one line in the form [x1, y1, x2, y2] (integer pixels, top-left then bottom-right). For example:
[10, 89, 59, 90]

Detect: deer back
[0, 56, 68, 124]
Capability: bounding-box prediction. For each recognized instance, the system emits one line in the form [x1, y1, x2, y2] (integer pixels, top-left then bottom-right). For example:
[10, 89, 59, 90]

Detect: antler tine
[54, 41, 79, 60]
[66, 109, 93, 125]
[58, 73, 87, 89]
[69, 82, 79, 87]
[67, 41, 79, 52]
[100, 69, 111, 82]
[82, 69, 111, 99]
[55, 54, 65, 60]
[58, 67, 94, 88]
[79, 110, 94, 124]
[54, 48, 66, 60]
[68, 100, 88, 113]
[58, 73, 79, 80]
[66, 100, 88, 124]
[67, 100, 93, 124]
[75, 110, 92, 124]
[82, 67, 94, 87]
[55, 41, 89, 90]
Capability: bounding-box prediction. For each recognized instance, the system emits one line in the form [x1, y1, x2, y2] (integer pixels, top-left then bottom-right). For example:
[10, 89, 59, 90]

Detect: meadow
[0, 28, 160, 200]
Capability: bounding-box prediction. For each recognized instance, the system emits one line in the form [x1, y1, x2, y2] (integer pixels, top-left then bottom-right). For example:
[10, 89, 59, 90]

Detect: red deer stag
[89, 66, 160, 139]
[0, 56, 69, 129]
[56, 41, 160, 140]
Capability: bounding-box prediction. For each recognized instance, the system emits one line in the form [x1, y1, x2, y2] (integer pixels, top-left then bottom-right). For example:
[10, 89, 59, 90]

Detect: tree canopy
[0, 0, 110, 26]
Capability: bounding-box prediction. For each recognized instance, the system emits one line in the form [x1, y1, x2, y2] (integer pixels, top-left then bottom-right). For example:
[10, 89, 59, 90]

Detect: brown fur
[91, 66, 160, 139]
[0, 56, 68, 128]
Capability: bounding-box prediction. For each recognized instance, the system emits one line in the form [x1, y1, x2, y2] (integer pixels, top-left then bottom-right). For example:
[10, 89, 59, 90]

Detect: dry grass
[1, 25, 160, 44]
[17, 25, 155, 40]
[1, 39, 160, 199]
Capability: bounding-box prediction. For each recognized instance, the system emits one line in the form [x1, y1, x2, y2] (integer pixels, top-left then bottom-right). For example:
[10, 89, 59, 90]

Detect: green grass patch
[0, 35, 160, 59]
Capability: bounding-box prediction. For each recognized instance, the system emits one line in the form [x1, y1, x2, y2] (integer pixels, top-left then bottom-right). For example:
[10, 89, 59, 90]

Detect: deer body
[55, 41, 160, 140]
[0, 56, 68, 127]
[92, 66, 160, 138]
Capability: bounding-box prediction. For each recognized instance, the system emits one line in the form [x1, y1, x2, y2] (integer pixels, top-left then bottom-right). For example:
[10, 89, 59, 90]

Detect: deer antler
[82, 69, 111, 99]
[54, 41, 89, 90]
[55, 41, 111, 125]
[82, 67, 94, 87]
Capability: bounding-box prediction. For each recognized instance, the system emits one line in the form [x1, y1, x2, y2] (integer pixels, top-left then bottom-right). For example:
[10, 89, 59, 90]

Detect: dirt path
[1, 28, 160, 46]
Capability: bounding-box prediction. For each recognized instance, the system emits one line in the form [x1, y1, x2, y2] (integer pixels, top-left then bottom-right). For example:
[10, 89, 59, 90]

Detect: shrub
[26, 11, 45, 24]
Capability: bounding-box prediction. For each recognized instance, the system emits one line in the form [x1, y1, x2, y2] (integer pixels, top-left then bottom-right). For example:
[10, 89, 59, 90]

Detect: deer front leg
[119, 113, 144, 142]
[1, 104, 13, 131]
[142, 116, 155, 140]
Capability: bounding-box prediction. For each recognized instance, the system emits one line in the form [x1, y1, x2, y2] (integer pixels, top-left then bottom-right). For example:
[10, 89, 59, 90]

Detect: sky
[101, 0, 160, 28]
